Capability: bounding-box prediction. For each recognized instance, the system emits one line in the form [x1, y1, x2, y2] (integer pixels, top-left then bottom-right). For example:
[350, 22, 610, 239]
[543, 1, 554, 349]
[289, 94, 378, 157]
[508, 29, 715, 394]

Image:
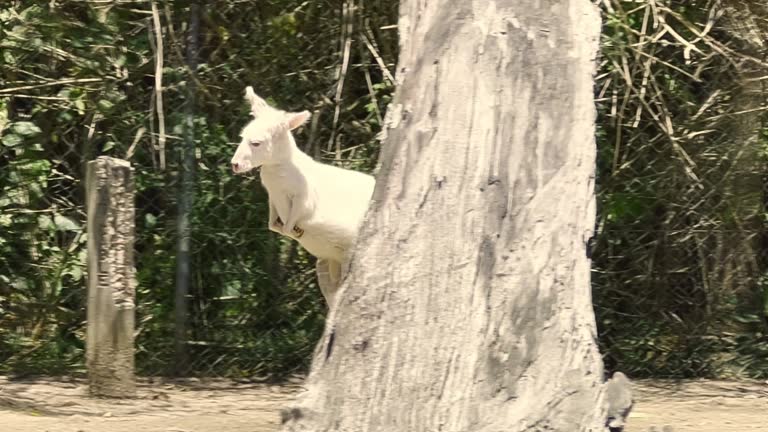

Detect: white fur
[231, 87, 375, 305]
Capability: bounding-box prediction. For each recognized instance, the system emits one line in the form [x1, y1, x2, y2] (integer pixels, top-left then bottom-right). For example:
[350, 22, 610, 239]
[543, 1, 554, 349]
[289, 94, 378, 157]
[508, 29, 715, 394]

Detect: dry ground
[0, 375, 766, 431]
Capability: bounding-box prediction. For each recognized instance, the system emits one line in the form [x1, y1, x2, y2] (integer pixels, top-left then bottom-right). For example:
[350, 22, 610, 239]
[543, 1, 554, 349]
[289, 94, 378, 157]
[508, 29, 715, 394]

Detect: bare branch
[0, 78, 102, 94]
[150, 0, 167, 170]
[327, 0, 354, 158]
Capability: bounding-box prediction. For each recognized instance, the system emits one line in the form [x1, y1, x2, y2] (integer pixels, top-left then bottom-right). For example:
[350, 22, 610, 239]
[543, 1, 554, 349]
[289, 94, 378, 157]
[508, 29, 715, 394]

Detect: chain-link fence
[592, 0, 768, 378]
[0, 0, 396, 378]
[1, 1, 767, 379]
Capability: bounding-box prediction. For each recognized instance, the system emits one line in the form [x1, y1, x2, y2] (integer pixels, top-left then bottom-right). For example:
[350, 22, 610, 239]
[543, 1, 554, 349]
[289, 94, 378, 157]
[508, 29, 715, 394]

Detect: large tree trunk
[283, 1, 605, 431]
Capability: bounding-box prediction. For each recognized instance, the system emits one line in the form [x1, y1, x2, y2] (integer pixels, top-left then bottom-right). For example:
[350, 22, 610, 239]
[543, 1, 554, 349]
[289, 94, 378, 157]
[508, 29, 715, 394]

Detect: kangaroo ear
[245, 86, 270, 117]
[286, 110, 311, 130]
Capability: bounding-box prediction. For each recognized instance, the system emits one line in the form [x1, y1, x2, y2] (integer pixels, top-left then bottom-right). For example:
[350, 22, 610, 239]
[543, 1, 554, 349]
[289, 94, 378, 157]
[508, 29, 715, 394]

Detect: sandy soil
[626, 379, 768, 432]
[0, 375, 300, 432]
[1, 375, 766, 431]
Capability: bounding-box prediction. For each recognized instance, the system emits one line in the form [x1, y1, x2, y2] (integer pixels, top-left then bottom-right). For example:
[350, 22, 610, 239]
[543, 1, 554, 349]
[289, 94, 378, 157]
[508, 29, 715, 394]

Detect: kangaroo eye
[250, 140, 262, 147]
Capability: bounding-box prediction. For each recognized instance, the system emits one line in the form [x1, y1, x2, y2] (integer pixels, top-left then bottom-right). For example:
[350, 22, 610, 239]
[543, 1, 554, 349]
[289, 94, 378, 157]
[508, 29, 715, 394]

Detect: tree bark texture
[283, 1, 604, 431]
[86, 156, 136, 398]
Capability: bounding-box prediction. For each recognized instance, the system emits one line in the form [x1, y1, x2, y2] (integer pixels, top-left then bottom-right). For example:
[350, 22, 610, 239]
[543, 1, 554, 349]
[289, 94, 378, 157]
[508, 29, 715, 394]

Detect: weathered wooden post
[86, 156, 136, 397]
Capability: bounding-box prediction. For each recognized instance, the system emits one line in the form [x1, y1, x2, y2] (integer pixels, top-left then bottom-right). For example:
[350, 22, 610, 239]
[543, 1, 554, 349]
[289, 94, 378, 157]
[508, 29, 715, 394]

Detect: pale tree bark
[283, 1, 606, 431]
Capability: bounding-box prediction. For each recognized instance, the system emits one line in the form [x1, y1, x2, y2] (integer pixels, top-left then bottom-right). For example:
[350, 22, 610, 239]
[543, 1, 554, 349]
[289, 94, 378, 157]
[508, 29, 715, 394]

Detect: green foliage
[594, 0, 768, 379]
[0, 0, 397, 377]
[2, 0, 766, 381]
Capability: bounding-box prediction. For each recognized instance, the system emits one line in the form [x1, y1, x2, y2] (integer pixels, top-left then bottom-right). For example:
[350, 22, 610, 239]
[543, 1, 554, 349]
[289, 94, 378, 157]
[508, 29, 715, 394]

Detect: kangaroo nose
[231, 162, 240, 172]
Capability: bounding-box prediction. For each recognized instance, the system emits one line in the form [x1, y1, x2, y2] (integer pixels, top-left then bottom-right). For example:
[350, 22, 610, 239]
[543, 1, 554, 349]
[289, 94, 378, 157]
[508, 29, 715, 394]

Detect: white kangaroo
[230, 87, 375, 306]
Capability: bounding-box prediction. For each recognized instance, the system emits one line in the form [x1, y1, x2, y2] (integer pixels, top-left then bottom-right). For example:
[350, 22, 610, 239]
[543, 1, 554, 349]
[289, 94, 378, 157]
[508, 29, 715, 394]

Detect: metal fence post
[86, 156, 136, 397]
[174, 2, 200, 374]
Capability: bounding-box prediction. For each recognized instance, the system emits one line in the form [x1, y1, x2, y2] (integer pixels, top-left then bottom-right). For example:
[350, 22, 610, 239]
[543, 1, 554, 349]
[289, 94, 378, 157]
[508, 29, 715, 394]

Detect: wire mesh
[0, 0, 396, 378]
[592, 0, 768, 378]
[0, 0, 767, 379]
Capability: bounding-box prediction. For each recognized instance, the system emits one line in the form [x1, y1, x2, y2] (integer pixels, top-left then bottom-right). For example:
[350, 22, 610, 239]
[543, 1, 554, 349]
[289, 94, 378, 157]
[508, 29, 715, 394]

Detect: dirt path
[0, 376, 299, 432]
[626, 379, 768, 432]
[1, 375, 766, 431]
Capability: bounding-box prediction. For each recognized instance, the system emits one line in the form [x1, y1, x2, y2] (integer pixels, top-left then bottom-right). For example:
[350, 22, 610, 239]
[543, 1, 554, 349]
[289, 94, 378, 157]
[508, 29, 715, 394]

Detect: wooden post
[86, 156, 136, 397]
